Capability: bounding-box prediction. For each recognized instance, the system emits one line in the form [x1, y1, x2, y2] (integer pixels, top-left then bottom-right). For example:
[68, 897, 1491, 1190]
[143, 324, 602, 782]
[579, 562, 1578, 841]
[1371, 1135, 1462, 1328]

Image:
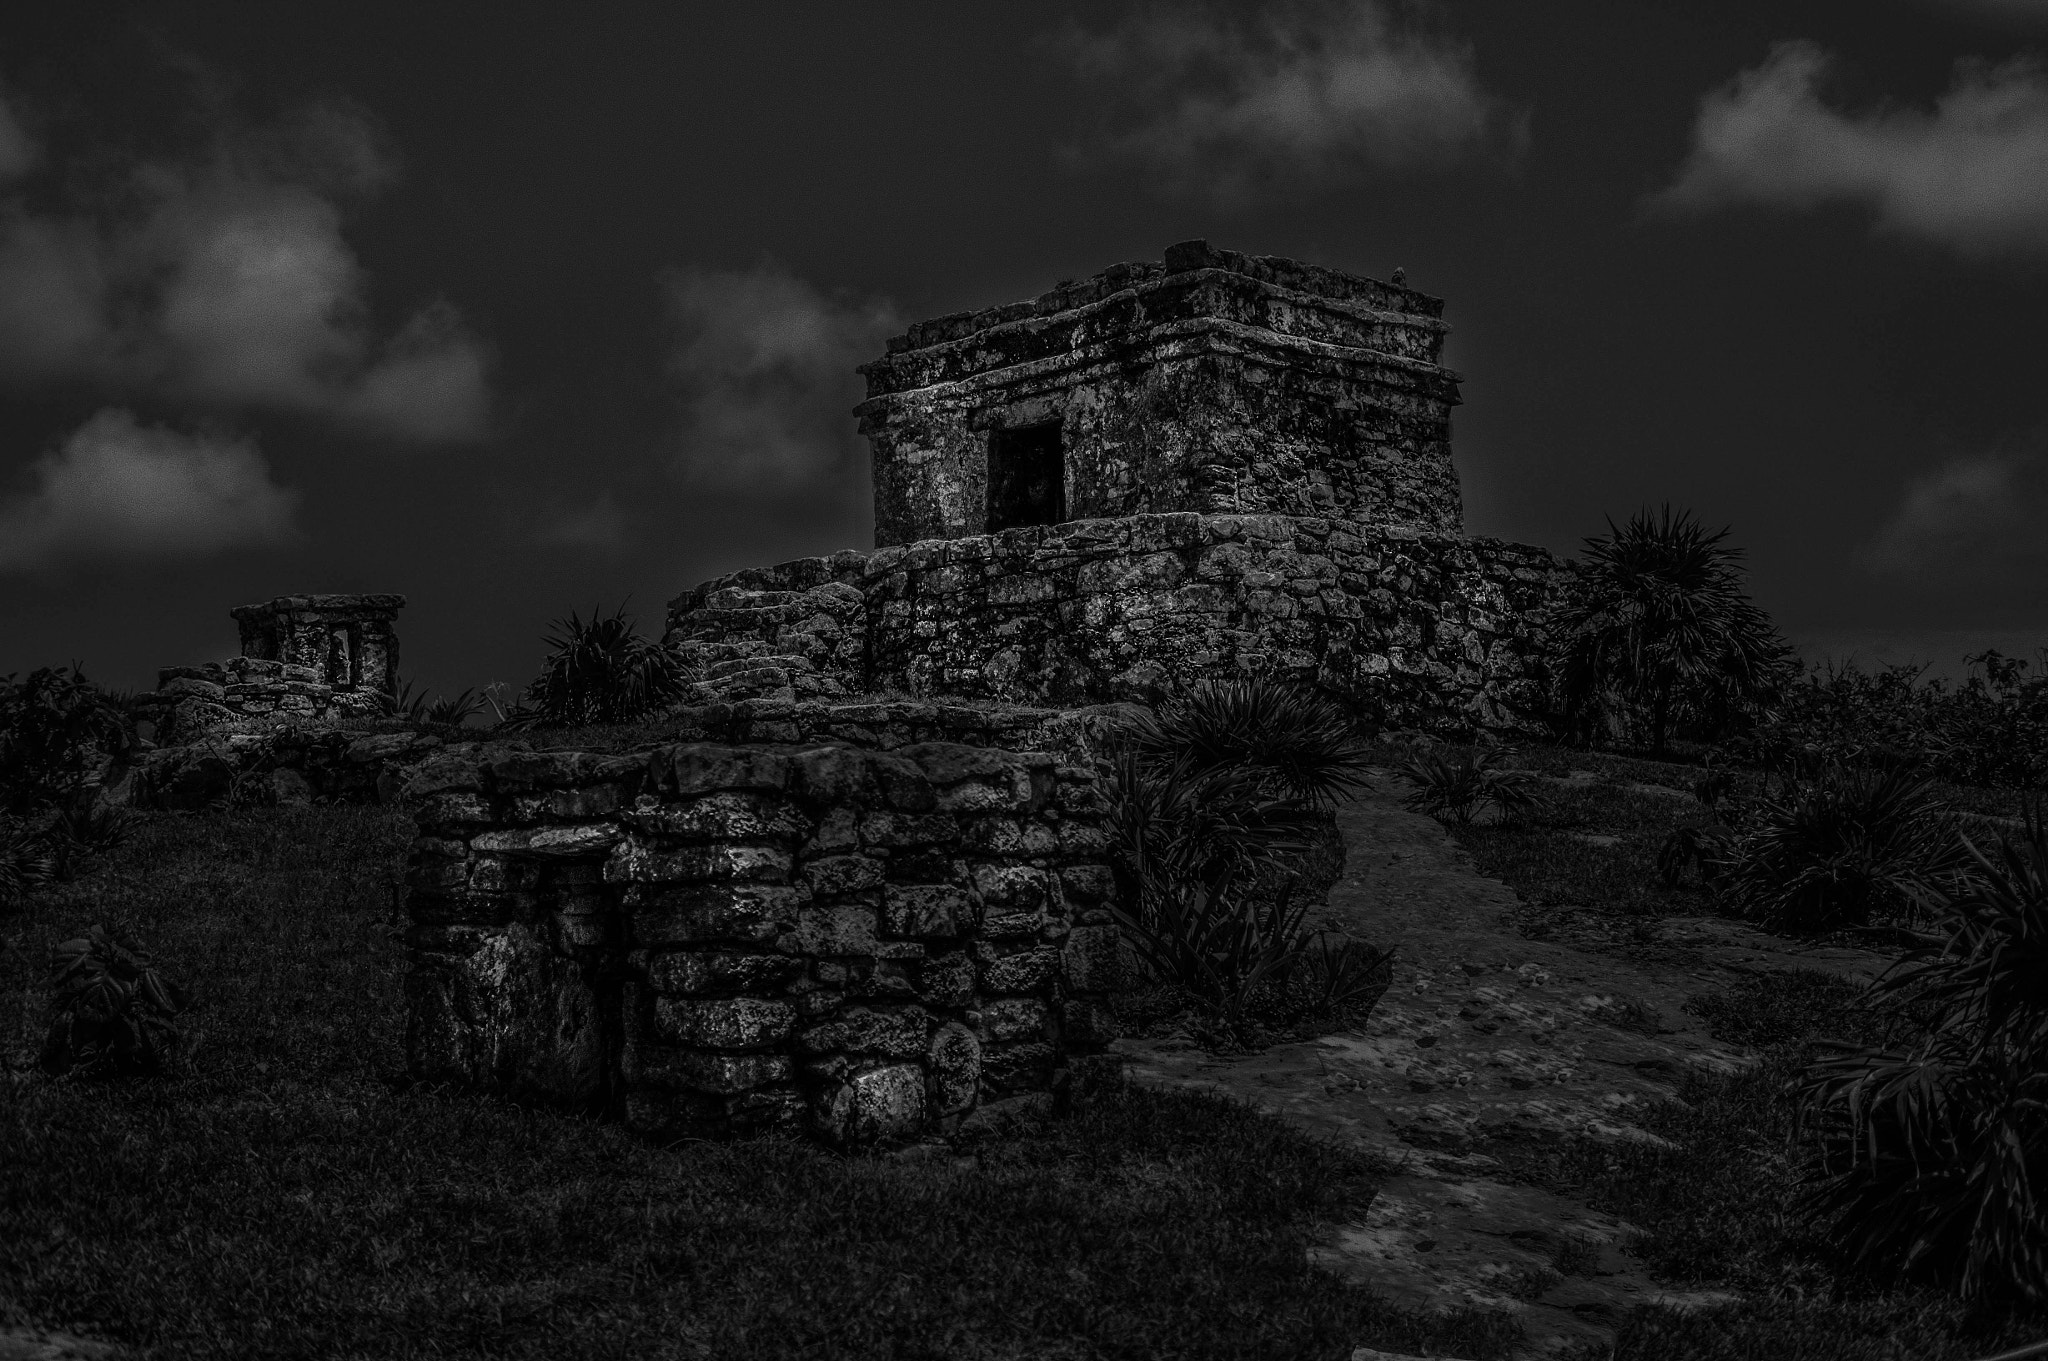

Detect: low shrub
[1123, 677, 1374, 807]
[1396, 743, 1545, 826]
[1731, 649, 2048, 791]
[1099, 679, 1385, 1041]
[1783, 816, 2048, 1306]
[38, 924, 192, 1079]
[392, 677, 488, 727]
[506, 605, 691, 728]
[1716, 765, 1967, 934]
[0, 666, 132, 814]
[1551, 505, 1793, 754]
[1, 819, 57, 908]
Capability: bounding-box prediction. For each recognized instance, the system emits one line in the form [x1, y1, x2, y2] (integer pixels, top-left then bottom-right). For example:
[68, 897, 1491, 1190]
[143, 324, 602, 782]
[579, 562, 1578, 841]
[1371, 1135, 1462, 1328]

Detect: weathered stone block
[623, 791, 809, 844]
[920, 950, 976, 1007]
[978, 945, 1059, 995]
[799, 1005, 929, 1059]
[929, 1021, 981, 1116]
[606, 841, 793, 885]
[645, 949, 806, 996]
[627, 883, 807, 945]
[654, 997, 798, 1050]
[881, 883, 974, 938]
[811, 1063, 927, 1147]
[802, 853, 887, 897]
[980, 997, 1053, 1043]
[666, 744, 793, 795]
[794, 901, 880, 956]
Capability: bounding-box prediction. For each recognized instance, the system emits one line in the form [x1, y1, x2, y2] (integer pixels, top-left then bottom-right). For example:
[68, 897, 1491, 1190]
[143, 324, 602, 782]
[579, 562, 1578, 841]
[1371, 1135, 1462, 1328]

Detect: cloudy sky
[2, 0, 2046, 698]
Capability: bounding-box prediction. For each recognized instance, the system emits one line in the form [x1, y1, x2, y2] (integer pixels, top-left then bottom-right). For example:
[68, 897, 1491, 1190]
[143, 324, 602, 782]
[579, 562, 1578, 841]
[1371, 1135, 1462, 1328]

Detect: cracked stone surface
[1111, 769, 1897, 1359]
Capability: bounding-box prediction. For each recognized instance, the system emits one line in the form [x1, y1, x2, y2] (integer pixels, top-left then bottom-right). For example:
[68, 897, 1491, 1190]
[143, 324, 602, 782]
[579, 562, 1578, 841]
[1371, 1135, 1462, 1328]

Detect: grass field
[1, 803, 1522, 1361]
[5, 742, 2043, 1359]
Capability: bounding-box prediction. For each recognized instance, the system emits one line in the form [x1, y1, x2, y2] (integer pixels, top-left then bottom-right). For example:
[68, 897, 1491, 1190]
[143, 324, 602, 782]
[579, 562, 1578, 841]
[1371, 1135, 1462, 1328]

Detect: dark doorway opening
[987, 421, 1065, 532]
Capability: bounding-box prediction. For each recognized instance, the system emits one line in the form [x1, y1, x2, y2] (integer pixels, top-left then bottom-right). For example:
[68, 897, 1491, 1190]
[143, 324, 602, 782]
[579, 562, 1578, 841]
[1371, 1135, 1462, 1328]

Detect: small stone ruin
[402, 738, 1123, 1147]
[135, 593, 405, 744]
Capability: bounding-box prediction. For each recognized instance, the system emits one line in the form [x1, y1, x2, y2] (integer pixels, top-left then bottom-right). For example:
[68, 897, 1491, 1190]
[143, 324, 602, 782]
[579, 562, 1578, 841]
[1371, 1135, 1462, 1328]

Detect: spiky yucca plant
[1396, 744, 1544, 826]
[1784, 817, 2048, 1305]
[1120, 677, 1374, 807]
[515, 605, 690, 727]
[1558, 506, 1791, 754]
[1720, 765, 1967, 934]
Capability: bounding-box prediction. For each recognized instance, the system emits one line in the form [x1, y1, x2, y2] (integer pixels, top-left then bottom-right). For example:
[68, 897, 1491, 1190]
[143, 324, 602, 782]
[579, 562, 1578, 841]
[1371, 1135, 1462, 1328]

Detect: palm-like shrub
[1099, 680, 1374, 1030]
[392, 678, 488, 727]
[0, 666, 132, 814]
[1120, 677, 1374, 807]
[1783, 819, 2048, 1304]
[513, 605, 690, 728]
[1396, 744, 1545, 825]
[1557, 506, 1791, 754]
[1, 819, 57, 909]
[1719, 766, 1966, 934]
[39, 925, 191, 1078]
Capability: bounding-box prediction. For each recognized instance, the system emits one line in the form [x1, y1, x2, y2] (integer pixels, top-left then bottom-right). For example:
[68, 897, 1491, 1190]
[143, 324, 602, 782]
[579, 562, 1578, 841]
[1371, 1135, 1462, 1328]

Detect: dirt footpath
[1109, 769, 1897, 1360]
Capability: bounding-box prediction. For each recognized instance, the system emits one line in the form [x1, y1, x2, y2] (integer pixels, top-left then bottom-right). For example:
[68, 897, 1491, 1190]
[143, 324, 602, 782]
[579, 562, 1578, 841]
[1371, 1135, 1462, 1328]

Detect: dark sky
[3, 0, 2045, 700]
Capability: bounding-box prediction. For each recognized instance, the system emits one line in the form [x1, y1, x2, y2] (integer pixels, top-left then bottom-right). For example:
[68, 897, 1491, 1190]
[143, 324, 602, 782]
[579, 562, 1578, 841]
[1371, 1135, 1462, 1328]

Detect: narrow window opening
[987, 421, 1065, 532]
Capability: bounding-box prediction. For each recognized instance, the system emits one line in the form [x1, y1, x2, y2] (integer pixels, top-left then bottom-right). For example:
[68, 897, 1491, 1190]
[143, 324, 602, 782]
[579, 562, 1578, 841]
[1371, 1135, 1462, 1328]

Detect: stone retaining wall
[402, 739, 1123, 1147]
[134, 656, 389, 745]
[666, 512, 1572, 735]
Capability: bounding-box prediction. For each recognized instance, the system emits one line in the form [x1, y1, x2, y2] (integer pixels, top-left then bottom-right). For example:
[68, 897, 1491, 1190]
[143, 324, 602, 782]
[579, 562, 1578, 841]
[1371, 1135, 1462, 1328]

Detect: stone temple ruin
[134, 594, 406, 745]
[665, 240, 1569, 733]
[127, 244, 1579, 1150]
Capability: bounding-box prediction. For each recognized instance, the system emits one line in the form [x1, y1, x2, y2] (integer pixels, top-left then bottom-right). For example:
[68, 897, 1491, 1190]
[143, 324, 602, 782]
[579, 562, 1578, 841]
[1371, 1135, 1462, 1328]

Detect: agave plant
[1782, 816, 2048, 1305]
[39, 924, 191, 1078]
[392, 678, 488, 727]
[1099, 745, 1320, 900]
[1121, 677, 1374, 807]
[1, 819, 57, 908]
[1107, 875, 1320, 1033]
[514, 605, 691, 728]
[1719, 765, 1968, 934]
[1396, 744, 1545, 826]
[1556, 506, 1792, 754]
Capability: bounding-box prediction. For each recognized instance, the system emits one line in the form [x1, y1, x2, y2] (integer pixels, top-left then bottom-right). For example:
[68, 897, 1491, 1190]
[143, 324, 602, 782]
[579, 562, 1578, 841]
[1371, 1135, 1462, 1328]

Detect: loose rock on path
[1109, 769, 1898, 1360]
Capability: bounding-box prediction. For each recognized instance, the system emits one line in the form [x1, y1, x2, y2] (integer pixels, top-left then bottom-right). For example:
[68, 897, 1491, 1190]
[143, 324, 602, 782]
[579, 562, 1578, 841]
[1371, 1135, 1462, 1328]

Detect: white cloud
[1063, 0, 1522, 199]
[1655, 42, 2048, 257]
[663, 263, 897, 490]
[1862, 447, 2048, 575]
[0, 408, 298, 571]
[0, 90, 491, 442]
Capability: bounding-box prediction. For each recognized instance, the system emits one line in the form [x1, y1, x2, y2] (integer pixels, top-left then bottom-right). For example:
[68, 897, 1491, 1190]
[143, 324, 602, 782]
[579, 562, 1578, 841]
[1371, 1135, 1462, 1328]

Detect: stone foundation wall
[666, 513, 1572, 735]
[402, 739, 1123, 1147]
[134, 656, 390, 745]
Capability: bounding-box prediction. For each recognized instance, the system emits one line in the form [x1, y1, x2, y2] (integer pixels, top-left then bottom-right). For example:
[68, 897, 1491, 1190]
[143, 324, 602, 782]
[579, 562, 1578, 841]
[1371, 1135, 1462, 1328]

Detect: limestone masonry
[859, 239, 1463, 544]
[134, 594, 406, 744]
[667, 243, 1573, 733]
[402, 739, 1122, 1146]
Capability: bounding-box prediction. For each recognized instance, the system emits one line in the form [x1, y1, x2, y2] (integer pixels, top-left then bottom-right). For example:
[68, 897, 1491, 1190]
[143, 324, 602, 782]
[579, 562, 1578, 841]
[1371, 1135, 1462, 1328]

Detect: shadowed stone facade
[859, 240, 1464, 546]
[401, 740, 1122, 1147]
[133, 593, 407, 744]
[232, 593, 405, 697]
